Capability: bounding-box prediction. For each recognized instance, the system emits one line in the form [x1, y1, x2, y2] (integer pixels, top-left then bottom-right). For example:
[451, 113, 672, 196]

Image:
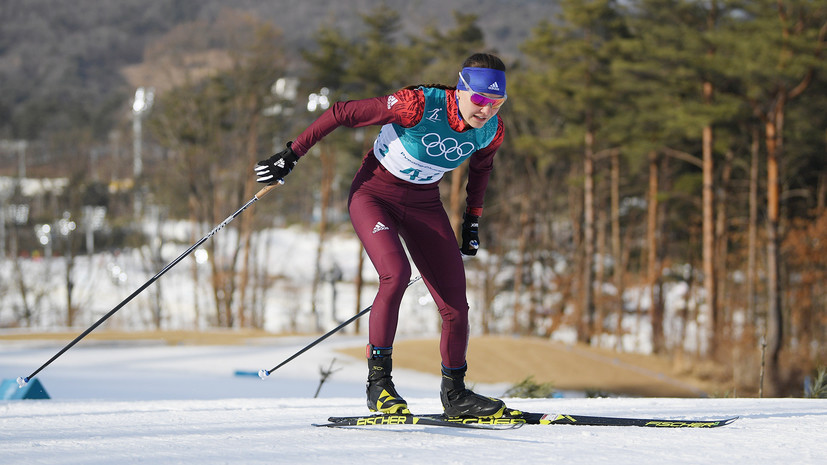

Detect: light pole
[132, 87, 154, 216]
[306, 87, 331, 331]
[0, 196, 7, 259]
[57, 211, 78, 326]
[36, 223, 52, 258]
[83, 205, 106, 254]
[8, 203, 29, 257]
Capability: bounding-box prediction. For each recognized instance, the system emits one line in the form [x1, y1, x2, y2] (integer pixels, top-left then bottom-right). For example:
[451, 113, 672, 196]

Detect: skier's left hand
[460, 213, 480, 256]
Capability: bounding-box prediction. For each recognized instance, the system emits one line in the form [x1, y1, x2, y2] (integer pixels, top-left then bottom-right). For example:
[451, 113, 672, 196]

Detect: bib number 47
[400, 168, 435, 182]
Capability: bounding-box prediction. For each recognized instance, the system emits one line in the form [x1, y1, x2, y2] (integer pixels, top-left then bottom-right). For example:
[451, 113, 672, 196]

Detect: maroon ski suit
[290, 87, 503, 368]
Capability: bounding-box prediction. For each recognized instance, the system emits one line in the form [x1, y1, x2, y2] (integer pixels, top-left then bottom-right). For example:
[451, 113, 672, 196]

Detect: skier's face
[457, 89, 501, 129]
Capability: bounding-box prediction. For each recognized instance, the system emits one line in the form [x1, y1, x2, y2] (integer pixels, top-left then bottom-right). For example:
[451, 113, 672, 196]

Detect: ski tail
[520, 412, 739, 428]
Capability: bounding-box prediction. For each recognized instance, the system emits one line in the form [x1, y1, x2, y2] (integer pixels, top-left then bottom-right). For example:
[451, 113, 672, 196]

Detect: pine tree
[516, 0, 630, 342]
[720, 0, 827, 394]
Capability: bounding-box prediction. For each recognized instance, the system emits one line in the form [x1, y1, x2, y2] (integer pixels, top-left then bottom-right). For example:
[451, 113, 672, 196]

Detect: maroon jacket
[290, 88, 504, 216]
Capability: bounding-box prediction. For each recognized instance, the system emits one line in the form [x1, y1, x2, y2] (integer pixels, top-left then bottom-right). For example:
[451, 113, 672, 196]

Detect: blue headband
[457, 67, 507, 97]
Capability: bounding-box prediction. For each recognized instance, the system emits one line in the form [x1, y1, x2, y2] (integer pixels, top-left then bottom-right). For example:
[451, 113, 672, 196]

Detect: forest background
[0, 0, 825, 397]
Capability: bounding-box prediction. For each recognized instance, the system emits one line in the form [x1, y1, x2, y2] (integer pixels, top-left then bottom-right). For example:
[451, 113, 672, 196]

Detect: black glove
[460, 213, 480, 256]
[255, 142, 299, 184]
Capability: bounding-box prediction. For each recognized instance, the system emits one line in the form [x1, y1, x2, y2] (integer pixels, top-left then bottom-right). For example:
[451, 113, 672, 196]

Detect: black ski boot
[440, 364, 506, 418]
[366, 346, 410, 414]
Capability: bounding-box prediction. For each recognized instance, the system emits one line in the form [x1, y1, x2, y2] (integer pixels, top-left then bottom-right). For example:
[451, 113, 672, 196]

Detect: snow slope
[2, 338, 826, 464]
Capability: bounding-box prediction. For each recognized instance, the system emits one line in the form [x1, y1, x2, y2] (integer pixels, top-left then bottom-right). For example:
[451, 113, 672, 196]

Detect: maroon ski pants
[348, 153, 469, 368]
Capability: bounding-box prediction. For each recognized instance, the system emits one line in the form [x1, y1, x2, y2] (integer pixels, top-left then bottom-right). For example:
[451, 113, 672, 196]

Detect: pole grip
[255, 181, 282, 200]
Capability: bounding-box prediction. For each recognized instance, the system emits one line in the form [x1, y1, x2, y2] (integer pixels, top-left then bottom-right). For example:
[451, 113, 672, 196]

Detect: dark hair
[462, 52, 506, 72]
[403, 53, 506, 91]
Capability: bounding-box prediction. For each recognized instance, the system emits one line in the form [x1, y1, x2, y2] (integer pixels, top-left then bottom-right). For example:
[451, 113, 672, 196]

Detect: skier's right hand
[255, 142, 299, 184]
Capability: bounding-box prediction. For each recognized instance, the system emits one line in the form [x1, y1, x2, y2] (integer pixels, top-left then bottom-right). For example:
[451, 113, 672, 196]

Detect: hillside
[0, 0, 556, 141]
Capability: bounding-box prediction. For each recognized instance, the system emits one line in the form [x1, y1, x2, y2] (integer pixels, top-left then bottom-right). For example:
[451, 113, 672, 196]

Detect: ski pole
[17, 182, 281, 388]
[258, 275, 422, 379]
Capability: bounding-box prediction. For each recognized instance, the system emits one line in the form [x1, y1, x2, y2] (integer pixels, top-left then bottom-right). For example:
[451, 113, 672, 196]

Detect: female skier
[255, 52, 509, 418]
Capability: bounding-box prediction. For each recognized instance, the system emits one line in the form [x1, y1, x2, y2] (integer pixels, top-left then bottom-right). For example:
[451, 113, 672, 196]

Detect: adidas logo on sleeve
[387, 95, 399, 109]
[372, 222, 390, 234]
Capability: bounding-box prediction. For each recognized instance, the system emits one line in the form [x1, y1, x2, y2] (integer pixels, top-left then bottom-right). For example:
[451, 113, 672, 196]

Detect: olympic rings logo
[421, 132, 475, 162]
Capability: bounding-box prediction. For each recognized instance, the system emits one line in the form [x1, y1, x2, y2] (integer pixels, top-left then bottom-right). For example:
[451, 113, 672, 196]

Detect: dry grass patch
[339, 336, 719, 397]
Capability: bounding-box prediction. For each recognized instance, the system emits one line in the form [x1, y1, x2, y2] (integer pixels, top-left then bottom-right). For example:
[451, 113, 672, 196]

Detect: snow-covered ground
[2, 337, 826, 465]
[2, 221, 825, 463]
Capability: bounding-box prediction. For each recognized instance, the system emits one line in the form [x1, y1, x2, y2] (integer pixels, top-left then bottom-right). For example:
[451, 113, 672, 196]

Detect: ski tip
[16, 376, 28, 388]
[257, 369, 270, 379]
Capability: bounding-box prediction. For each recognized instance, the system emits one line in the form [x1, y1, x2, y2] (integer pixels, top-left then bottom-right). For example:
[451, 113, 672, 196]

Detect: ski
[313, 413, 521, 430]
[319, 410, 738, 429]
